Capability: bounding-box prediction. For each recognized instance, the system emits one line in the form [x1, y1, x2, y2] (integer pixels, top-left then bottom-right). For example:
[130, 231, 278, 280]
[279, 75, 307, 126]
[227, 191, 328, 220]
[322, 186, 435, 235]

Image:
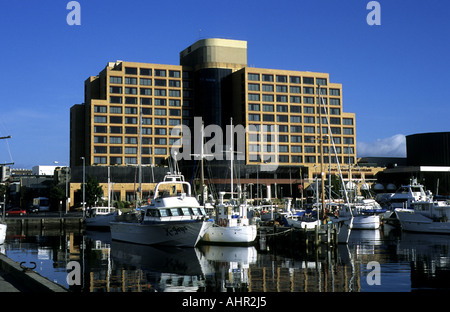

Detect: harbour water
[1, 225, 450, 293]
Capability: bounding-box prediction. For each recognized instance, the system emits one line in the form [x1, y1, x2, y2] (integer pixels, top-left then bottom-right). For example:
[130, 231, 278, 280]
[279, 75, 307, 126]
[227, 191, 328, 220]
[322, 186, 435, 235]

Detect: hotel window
[125, 157, 137, 164]
[141, 146, 152, 154]
[248, 83, 260, 91]
[305, 156, 316, 163]
[344, 146, 354, 154]
[291, 135, 302, 143]
[125, 67, 137, 75]
[262, 94, 274, 102]
[276, 85, 287, 93]
[263, 124, 275, 132]
[125, 107, 137, 114]
[291, 146, 302, 153]
[291, 155, 302, 163]
[262, 74, 273, 82]
[248, 73, 260, 81]
[277, 115, 288, 123]
[125, 87, 137, 95]
[290, 116, 301, 123]
[279, 145, 289, 153]
[140, 78, 152, 86]
[94, 146, 107, 154]
[169, 80, 181, 88]
[262, 84, 274, 92]
[330, 89, 340, 96]
[110, 157, 122, 165]
[155, 89, 166, 96]
[304, 116, 314, 124]
[125, 97, 137, 104]
[140, 68, 152, 76]
[169, 109, 181, 116]
[304, 97, 314, 104]
[263, 114, 274, 122]
[155, 148, 167, 155]
[330, 117, 341, 125]
[125, 117, 137, 124]
[125, 127, 138, 134]
[333, 137, 341, 144]
[155, 99, 166, 106]
[278, 124, 288, 132]
[110, 96, 122, 104]
[276, 75, 287, 83]
[154, 118, 167, 125]
[248, 94, 260, 101]
[141, 128, 152, 135]
[303, 77, 314, 85]
[276, 105, 288, 112]
[155, 69, 166, 77]
[330, 98, 341, 105]
[110, 137, 122, 144]
[169, 119, 181, 126]
[125, 147, 137, 154]
[290, 126, 302, 133]
[343, 137, 354, 144]
[330, 108, 341, 115]
[331, 127, 341, 135]
[169, 90, 181, 97]
[94, 116, 107, 123]
[248, 104, 260, 111]
[110, 126, 122, 134]
[290, 76, 301, 84]
[343, 118, 354, 125]
[290, 96, 301, 103]
[316, 78, 327, 85]
[248, 114, 260, 121]
[303, 106, 314, 114]
[110, 116, 122, 124]
[140, 138, 151, 145]
[169, 99, 181, 106]
[154, 128, 167, 135]
[125, 137, 137, 144]
[154, 108, 167, 116]
[110, 106, 122, 114]
[154, 79, 166, 87]
[290, 106, 301, 113]
[304, 136, 315, 143]
[141, 98, 152, 105]
[279, 155, 289, 163]
[169, 70, 181, 78]
[140, 88, 152, 96]
[290, 86, 301, 94]
[142, 118, 152, 125]
[110, 86, 122, 94]
[110, 146, 122, 154]
[94, 157, 107, 164]
[110, 76, 122, 84]
[316, 87, 327, 95]
[304, 126, 315, 133]
[125, 77, 137, 85]
[279, 135, 289, 142]
[94, 136, 107, 143]
[276, 95, 288, 103]
[303, 87, 314, 94]
[94, 126, 107, 133]
[155, 138, 167, 145]
[262, 104, 274, 112]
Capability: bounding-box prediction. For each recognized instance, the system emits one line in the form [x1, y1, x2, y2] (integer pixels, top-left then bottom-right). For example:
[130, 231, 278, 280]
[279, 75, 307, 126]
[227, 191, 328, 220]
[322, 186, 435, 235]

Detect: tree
[82, 176, 103, 207]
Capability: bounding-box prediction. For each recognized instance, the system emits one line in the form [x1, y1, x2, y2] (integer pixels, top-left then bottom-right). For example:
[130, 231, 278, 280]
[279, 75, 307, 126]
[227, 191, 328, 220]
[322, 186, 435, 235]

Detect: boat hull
[201, 225, 257, 244]
[110, 220, 212, 247]
[352, 215, 380, 230]
[0, 224, 6, 244]
[85, 212, 118, 229]
[395, 209, 450, 234]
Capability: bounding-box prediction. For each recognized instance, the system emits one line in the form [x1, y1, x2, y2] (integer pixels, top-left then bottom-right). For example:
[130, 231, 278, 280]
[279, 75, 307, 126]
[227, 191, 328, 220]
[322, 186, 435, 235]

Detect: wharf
[0, 253, 67, 292]
[4, 212, 85, 232]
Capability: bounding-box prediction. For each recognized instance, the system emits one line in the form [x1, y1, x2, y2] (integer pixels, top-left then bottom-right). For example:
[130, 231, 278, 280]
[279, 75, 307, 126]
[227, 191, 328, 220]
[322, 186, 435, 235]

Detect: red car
[5, 208, 27, 216]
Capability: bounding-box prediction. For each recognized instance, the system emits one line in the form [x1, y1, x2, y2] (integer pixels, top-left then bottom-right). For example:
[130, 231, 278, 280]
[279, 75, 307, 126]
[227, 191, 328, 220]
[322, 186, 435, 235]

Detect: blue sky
[0, 0, 449, 168]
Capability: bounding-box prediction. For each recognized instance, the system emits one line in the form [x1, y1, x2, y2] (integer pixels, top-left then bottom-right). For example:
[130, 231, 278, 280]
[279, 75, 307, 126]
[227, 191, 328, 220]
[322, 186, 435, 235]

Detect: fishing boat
[110, 173, 212, 247]
[395, 199, 450, 234]
[200, 192, 257, 244]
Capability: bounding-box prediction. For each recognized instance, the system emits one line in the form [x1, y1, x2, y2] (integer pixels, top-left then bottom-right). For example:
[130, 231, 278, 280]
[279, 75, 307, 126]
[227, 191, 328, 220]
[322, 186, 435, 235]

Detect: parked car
[5, 208, 27, 216]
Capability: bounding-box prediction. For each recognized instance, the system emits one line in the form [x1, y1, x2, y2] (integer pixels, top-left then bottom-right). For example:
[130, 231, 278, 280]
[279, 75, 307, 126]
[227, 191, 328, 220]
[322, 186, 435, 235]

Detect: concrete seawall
[0, 253, 68, 292]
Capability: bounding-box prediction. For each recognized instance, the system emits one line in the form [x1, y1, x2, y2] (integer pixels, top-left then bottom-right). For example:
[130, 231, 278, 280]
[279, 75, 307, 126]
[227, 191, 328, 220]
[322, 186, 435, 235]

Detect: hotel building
[70, 38, 370, 205]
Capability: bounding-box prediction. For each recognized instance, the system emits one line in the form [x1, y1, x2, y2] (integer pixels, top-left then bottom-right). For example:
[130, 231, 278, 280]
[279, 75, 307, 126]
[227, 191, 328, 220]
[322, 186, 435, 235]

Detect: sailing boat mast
[230, 117, 234, 200]
[318, 84, 326, 220]
[0, 136, 14, 166]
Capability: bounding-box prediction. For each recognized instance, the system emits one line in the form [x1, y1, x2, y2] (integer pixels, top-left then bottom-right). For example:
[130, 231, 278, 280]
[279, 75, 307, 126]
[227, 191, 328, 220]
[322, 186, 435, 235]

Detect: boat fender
[223, 218, 227, 227]
[147, 198, 151, 204]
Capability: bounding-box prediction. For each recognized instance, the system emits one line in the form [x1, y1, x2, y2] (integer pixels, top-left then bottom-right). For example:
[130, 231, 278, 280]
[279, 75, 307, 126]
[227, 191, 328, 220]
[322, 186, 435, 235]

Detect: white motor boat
[395, 199, 450, 234]
[351, 198, 385, 230]
[0, 223, 6, 244]
[200, 192, 257, 244]
[110, 173, 212, 247]
[85, 207, 120, 230]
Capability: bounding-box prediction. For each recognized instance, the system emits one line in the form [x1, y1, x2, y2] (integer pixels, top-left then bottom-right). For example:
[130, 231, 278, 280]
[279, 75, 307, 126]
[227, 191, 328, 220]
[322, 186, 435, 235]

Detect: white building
[32, 165, 58, 176]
